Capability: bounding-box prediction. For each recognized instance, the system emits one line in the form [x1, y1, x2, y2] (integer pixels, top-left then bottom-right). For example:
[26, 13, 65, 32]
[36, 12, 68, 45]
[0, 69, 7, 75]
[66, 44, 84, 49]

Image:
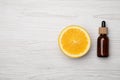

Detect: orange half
[58, 25, 91, 58]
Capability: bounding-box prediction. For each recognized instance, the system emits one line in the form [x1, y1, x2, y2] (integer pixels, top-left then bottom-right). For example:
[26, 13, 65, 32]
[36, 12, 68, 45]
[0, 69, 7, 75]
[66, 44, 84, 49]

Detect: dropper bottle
[97, 21, 109, 57]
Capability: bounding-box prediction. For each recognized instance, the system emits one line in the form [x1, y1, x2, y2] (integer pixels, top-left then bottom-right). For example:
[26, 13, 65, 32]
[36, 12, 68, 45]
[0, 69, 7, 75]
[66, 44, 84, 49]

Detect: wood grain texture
[0, 0, 120, 80]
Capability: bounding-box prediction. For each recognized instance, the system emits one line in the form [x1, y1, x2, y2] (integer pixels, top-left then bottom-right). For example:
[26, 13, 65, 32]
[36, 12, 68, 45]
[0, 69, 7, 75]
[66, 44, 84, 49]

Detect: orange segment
[58, 25, 91, 58]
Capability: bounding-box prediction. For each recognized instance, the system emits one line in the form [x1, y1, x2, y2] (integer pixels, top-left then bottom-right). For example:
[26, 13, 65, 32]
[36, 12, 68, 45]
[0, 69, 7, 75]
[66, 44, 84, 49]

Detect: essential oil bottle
[97, 21, 109, 57]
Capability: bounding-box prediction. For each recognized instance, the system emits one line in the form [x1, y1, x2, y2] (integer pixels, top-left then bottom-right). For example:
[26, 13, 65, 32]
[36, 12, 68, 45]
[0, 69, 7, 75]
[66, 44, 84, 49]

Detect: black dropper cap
[99, 21, 108, 34]
[101, 21, 106, 27]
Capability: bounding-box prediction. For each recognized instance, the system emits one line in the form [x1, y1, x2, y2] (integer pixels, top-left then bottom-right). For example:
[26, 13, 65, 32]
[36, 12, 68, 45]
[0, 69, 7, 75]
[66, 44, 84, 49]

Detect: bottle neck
[100, 34, 107, 36]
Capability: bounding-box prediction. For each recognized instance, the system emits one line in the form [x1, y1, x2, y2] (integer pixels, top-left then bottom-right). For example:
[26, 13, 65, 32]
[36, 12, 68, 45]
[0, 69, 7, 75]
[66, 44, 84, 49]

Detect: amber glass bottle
[97, 21, 109, 57]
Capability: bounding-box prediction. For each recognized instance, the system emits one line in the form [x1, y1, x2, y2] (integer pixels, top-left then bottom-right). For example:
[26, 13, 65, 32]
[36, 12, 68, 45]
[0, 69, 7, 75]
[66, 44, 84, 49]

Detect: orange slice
[58, 25, 91, 58]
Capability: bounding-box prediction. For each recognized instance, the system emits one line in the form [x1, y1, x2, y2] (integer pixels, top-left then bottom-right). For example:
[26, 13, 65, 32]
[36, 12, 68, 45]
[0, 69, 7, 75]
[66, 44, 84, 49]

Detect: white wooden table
[0, 0, 120, 80]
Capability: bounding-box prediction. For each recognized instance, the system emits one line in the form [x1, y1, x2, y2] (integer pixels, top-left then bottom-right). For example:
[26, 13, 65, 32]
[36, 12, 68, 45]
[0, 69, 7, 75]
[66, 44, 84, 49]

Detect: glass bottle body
[97, 34, 109, 57]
